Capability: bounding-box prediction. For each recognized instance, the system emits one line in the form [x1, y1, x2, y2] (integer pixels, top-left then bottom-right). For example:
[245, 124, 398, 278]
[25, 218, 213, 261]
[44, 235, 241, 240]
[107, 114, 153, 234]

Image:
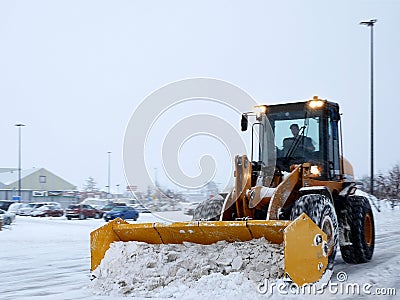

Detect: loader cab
[242, 97, 343, 182]
[266, 97, 342, 181]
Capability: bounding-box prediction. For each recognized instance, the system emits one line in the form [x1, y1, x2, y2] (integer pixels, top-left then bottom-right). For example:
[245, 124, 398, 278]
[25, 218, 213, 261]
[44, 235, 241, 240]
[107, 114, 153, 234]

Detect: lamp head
[360, 19, 377, 26]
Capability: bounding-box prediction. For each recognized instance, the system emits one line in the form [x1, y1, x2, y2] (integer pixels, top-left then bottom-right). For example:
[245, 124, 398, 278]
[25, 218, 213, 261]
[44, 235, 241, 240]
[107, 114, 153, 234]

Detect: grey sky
[1, 1, 399, 193]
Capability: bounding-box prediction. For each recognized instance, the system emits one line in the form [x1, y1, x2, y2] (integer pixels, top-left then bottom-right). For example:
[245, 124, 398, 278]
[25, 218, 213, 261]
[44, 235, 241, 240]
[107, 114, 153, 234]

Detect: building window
[39, 175, 47, 183]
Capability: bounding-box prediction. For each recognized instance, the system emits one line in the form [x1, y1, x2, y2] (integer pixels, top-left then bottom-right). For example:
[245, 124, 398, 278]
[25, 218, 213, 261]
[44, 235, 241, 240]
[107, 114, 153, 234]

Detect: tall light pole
[107, 151, 111, 199]
[360, 19, 377, 195]
[15, 123, 26, 201]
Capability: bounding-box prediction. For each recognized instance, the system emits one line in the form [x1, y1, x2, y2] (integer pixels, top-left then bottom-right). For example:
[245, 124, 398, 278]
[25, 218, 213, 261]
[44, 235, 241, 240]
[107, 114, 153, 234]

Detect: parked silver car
[0, 209, 16, 225]
[18, 203, 42, 216]
[129, 204, 151, 213]
[18, 202, 61, 216]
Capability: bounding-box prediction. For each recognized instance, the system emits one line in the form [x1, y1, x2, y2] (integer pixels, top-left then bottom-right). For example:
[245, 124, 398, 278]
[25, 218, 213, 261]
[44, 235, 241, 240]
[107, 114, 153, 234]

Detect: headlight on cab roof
[254, 105, 268, 114]
[254, 105, 268, 120]
[308, 96, 325, 109]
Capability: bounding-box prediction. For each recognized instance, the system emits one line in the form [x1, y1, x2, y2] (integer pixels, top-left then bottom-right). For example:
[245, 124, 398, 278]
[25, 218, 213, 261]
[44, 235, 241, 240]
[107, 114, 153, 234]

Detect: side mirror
[241, 114, 248, 131]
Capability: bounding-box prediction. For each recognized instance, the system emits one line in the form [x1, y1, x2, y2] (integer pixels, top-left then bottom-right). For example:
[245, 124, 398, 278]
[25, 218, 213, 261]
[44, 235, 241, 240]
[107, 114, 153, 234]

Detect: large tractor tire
[339, 195, 375, 264]
[290, 194, 339, 270]
[192, 196, 225, 221]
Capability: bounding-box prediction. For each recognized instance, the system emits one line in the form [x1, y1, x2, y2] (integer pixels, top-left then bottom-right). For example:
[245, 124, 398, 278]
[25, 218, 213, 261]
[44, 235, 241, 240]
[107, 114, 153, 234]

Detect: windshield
[102, 204, 114, 209]
[274, 117, 320, 158]
[267, 108, 324, 171]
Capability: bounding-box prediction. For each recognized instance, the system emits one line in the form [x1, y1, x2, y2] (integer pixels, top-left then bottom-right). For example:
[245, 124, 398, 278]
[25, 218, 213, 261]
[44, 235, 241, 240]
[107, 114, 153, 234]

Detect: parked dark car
[0, 200, 16, 211]
[65, 204, 103, 220]
[104, 206, 139, 222]
[100, 202, 127, 212]
[31, 205, 64, 217]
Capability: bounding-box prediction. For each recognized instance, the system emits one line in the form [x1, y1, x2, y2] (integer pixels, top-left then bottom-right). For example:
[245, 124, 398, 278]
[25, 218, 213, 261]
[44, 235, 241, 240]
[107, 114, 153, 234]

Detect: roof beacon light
[308, 96, 325, 109]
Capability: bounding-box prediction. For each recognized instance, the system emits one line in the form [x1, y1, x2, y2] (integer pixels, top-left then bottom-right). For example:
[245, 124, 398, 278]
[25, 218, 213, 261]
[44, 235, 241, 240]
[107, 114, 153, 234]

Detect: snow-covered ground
[0, 205, 399, 299]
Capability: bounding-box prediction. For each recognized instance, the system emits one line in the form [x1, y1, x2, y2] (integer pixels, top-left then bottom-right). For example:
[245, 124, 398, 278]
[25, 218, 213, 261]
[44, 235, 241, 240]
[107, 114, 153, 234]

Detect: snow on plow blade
[90, 213, 328, 286]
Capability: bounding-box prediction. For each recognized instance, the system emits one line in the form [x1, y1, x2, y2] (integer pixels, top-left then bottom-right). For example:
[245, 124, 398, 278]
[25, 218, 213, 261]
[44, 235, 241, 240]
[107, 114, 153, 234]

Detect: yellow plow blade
[90, 213, 328, 286]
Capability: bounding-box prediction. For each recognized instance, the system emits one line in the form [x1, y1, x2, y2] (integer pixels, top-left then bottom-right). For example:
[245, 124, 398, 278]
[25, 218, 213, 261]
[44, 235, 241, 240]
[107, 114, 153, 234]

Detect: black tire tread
[339, 195, 375, 264]
[192, 196, 225, 221]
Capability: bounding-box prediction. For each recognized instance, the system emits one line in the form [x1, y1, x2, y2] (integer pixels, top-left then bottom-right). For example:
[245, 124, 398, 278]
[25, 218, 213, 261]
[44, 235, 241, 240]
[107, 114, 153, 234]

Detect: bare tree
[374, 172, 390, 200]
[84, 176, 99, 192]
[359, 163, 400, 209]
[387, 164, 400, 209]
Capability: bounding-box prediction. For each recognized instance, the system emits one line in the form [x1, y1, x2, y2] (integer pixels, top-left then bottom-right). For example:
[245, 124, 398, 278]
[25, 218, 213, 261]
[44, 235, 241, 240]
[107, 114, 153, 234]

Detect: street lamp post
[107, 151, 111, 199]
[15, 123, 26, 201]
[116, 184, 120, 195]
[360, 19, 377, 196]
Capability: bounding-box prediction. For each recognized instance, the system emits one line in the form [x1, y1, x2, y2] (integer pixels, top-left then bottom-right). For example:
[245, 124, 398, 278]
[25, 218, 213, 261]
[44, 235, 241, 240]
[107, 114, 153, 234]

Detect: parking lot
[0, 212, 191, 299]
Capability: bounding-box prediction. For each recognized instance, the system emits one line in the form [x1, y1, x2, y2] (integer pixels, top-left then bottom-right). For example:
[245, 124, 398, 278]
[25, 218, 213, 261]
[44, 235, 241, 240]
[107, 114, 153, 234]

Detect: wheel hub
[364, 213, 373, 246]
[321, 216, 334, 256]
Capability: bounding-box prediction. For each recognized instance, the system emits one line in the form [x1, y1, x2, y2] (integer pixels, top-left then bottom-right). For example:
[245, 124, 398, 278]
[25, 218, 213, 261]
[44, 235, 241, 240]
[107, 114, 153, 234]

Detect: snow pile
[91, 238, 284, 298]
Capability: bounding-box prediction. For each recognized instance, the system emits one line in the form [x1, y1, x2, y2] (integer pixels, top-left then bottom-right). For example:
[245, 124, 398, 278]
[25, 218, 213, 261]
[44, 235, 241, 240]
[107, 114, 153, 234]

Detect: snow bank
[91, 238, 284, 298]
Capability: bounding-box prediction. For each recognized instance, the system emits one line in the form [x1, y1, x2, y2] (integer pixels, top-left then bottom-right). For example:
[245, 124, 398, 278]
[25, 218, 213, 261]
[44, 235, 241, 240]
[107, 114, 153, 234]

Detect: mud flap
[284, 213, 328, 286]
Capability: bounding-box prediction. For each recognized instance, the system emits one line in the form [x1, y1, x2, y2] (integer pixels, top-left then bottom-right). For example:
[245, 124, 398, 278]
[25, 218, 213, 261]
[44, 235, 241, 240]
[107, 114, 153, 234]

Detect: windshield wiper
[284, 125, 306, 162]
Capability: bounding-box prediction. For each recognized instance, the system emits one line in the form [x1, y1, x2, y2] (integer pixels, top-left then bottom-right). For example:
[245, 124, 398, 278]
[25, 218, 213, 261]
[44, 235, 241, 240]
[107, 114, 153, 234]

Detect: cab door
[327, 106, 341, 180]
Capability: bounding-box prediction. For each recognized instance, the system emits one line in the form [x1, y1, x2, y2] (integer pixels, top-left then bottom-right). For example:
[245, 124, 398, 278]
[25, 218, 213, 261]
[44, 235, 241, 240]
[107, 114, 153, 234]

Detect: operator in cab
[282, 124, 315, 158]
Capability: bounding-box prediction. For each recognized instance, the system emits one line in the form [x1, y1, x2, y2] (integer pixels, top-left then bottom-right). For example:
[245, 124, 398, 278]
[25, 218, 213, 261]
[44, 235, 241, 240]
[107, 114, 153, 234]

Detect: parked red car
[65, 204, 103, 220]
[31, 205, 64, 217]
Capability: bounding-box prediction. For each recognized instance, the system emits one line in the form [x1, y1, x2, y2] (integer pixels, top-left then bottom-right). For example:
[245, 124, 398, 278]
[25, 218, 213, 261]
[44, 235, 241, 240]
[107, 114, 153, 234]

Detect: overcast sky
[0, 1, 399, 193]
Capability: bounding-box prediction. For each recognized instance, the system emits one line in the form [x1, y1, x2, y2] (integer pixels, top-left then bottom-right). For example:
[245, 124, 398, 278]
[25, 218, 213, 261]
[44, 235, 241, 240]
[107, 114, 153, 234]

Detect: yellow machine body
[90, 98, 361, 287]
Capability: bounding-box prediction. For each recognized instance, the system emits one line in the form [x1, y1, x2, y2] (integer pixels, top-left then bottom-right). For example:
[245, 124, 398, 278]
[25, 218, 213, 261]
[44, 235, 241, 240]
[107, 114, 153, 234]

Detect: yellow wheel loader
[91, 96, 375, 286]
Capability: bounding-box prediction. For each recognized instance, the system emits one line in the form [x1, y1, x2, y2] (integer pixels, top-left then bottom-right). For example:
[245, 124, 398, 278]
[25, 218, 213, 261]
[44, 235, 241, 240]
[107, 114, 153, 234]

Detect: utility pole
[107, 151, 111, 199]
[15, 123, 25, 201]
[360, 19, 377, 196]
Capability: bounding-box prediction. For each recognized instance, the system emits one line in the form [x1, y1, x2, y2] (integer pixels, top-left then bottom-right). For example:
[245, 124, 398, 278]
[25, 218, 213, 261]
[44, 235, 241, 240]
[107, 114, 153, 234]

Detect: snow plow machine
[91, 96, 375, 286]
